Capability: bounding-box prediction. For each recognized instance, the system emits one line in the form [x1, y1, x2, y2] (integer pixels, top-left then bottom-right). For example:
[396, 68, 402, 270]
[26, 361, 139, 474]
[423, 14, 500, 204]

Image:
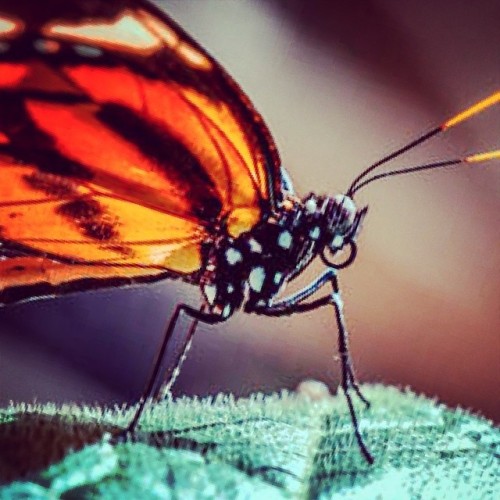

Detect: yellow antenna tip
[443, 91, 500, 130]
[465, 150, 500, 163]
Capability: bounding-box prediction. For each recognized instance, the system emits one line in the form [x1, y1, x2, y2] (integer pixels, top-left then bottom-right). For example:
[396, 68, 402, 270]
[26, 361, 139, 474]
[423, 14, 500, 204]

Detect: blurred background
[0, 0, 499, 421]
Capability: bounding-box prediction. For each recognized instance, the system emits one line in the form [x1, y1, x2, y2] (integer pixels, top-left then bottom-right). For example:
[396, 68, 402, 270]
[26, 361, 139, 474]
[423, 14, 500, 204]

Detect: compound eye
[333, 194, 356, 225]
[320, 240, 357, 269]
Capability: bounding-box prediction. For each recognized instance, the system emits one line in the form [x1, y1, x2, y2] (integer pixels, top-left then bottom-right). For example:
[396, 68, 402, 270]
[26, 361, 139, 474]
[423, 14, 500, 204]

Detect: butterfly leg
[154, 310, 202, 403]
[252, 269, 368, 405]
[327, 272, 374, 464]
[126, 303, 223, 434]
[250, 269, 374, 464]
[268, 268, 337, 310]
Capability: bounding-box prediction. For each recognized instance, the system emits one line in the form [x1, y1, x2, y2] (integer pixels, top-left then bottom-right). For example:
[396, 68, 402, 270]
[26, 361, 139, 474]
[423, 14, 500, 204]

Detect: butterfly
[0, 0, 498, 464]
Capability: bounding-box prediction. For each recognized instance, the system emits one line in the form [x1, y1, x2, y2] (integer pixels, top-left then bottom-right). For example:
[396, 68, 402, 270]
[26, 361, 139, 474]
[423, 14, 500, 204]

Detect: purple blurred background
[1, 0, 499, 421]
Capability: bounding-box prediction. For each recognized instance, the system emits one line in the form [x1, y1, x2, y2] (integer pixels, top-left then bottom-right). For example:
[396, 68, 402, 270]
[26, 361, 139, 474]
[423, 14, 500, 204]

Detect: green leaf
[1, 385, 498, 498]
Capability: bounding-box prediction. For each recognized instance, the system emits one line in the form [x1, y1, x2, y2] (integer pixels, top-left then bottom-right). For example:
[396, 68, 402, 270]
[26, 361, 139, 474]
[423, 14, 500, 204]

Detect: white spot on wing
[227, 284, 234, 293]
[273, 272, 283, 285]
[249, 266, 266, 292]
[74, 44, 103, 57]
[34, 39, 60, 54]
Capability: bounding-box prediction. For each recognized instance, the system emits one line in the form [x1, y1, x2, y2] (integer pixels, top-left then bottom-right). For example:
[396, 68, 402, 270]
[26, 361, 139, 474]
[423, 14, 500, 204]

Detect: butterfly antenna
[347, 91, 500, 196]
[350, 150, 499, 195]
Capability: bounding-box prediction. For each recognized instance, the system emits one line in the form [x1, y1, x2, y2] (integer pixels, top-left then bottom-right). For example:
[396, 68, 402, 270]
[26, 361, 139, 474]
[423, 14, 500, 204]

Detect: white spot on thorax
[277, 230, 292, 250]
[203, 283, 217, 305]
[331, 234, 344, 249]
[222, 304, 232, 318]
[225, 247, 242, 265]
[248, 238, 262, 253]
[249, 266, 266, 292]
[305, 198, 317, 214]
[203, 284, 217, 305]
[309, 226, 320, 240]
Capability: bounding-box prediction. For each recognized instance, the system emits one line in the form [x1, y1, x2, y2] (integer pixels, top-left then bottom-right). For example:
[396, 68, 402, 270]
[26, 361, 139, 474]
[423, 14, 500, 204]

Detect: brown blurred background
[1, 0, 499, 421]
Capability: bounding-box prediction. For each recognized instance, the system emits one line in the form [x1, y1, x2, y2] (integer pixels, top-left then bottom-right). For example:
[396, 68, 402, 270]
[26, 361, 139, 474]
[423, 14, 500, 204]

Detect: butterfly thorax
[200, 194, 366, 319]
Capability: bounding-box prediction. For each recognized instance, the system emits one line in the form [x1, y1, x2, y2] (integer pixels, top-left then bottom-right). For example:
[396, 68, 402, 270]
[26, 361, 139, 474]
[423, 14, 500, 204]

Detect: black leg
[251, 270, 374, 464]
[328, 274, 374, 464]
[126, 303, 223, 434]
[270, 268, 336, 309]
[154, 310, 201, 402]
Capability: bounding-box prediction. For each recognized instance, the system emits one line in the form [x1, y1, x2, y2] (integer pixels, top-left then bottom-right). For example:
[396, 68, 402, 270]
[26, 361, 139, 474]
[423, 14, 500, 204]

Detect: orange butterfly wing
[0, 0, 281, 305]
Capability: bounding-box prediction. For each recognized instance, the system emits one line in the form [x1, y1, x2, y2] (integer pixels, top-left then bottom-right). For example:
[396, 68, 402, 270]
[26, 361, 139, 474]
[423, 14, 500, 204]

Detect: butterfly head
[302, 193, 367, 269]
